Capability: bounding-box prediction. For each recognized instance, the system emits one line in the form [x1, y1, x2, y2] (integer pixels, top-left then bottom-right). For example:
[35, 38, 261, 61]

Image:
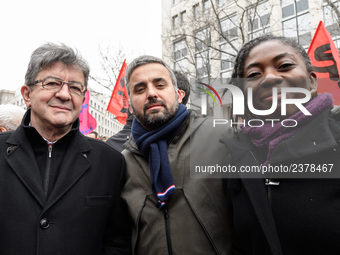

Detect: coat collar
[227, 110, 338, 165]
[5, 110, 91, 210]
[269, 110, 338, 164]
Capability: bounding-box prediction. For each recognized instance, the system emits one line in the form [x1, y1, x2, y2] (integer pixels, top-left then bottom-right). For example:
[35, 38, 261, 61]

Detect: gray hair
[25, 43, 90, 88]
[0, 104, 25, 131]
[125, 55, 177, 94]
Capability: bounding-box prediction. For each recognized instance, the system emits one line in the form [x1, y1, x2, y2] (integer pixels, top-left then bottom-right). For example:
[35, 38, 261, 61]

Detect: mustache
[143, 99, 167, 112]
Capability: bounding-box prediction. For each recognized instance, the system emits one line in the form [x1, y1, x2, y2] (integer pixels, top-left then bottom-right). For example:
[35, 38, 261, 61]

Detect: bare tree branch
[90, 45, 126, 91]
[324, 0, 340, 27]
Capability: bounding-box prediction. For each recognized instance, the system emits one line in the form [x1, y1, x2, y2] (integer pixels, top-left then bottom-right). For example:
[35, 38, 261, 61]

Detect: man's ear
[309, 71, 317, 90]
[177, 89, 185, 104]
[0, 127, 7, 132]
[21, 85, 32, 108]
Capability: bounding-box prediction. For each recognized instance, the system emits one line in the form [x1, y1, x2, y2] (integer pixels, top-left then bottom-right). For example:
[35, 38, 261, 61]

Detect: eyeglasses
[31, 77, 86, 96]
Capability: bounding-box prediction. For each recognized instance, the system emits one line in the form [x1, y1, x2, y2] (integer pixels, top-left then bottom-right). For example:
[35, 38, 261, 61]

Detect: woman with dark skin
[223, 34, 340, 255]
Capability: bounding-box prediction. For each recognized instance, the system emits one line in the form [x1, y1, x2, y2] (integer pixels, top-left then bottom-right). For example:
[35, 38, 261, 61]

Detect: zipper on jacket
[163, 205, 173, 255]
[44, 144, 53, 196]
[265, 178, 280, 208]
[249, 151, 281, 207]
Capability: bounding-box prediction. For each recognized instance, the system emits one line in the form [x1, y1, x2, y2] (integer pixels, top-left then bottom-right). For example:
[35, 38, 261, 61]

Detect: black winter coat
[223, 110, 340, 255]
[0, 111, 131, 255]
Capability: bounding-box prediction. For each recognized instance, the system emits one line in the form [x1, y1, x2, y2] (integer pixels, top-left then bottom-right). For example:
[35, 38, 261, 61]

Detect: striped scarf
[132, 104, 189, 209]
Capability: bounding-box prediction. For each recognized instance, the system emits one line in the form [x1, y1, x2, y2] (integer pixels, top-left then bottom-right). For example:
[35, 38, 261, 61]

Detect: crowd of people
[0, 34, 339, 255]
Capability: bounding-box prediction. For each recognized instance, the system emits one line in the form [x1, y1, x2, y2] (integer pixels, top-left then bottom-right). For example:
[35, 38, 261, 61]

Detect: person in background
[100, 135, 108, 142]
[0, 104, 25, 132]
[173, 70, 191, 105]
[223, 34, 340, 255]
[121, 55, 231, 254]
[106, 70, 191, 152]
[0, 43, 131, 254]
[106, 109, 134, 152]
[86, 130, 98, 139]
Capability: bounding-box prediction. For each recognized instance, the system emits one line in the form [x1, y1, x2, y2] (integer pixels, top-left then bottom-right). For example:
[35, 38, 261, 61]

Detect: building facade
[88, 90, 123, 138]
[162, 0, 340, 117]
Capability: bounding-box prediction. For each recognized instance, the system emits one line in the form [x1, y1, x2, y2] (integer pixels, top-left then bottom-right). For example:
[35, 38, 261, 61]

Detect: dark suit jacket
[106, 120, 132, 153]
[0, 115, 131, 254]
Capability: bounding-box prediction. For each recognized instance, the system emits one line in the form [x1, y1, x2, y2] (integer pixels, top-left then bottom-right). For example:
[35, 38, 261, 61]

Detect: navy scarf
[131, 104, 189, 209]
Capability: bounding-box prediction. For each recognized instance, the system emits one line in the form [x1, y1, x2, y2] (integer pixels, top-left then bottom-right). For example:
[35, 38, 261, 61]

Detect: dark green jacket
[122, 111, 232, 255]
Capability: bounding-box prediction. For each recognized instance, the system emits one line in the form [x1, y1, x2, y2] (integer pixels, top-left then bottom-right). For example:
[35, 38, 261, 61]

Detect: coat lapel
[6, 128, 45, 207]
[227, 136, 283, 255]
[240, 177, 283, 255]
[44, 134, 91, 211]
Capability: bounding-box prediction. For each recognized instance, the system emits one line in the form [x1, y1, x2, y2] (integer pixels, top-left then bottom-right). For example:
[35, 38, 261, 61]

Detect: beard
[133, 99, 179, 130]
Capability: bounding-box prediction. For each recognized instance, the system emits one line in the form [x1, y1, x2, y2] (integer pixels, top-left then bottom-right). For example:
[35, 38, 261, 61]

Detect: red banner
[79, 90, 97, 135]
[107, 59, 129, 125]
[308, 20, 340, 104]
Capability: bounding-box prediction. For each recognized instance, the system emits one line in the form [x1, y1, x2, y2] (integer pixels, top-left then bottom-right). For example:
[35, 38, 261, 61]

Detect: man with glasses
[0, 43, 131, 254]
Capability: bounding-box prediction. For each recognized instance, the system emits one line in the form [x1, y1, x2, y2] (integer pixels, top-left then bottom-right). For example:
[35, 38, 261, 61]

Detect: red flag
[79, 90, 97, 135]
[107, 59, 129, 125]
[308, 20, 340, 104]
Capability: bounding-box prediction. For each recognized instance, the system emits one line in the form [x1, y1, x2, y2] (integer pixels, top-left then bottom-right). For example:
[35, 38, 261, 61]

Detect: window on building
[193, 3, 200, 19]
[220, 14, 238, 41]
[196, 51, 211, 78]
[323, 0, 340, 51]
[180, 11, 186, 26]
[282, 0, 311, 46]
[195, 28, 210, 51]
[203, 0, 210, 14]
[173, 39, 188, 72]
[219, 14, 238, 81]
[195, 27, 211, 78]
[247, 1, 270, 40]
[220, 41, 238, 81]
[173, 15, 179, 29]
[174, 39, 187, 60]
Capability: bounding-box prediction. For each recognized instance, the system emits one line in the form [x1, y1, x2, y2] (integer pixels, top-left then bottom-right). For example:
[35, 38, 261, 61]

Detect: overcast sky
[0, 0, 162, 93]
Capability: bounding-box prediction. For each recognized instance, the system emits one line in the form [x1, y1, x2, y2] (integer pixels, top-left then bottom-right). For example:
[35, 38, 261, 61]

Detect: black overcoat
[223, 110, 340, 255]
[0, 116, 131, 254]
